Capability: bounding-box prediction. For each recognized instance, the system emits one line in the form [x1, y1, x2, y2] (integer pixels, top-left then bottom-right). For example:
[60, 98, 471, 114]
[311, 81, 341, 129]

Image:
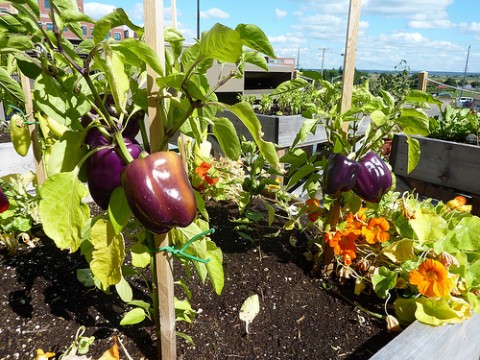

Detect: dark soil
[0, 199, 399, 360]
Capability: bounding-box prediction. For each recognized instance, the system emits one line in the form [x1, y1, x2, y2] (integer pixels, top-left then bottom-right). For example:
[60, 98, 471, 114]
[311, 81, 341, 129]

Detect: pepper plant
[0, 0, 279, 333]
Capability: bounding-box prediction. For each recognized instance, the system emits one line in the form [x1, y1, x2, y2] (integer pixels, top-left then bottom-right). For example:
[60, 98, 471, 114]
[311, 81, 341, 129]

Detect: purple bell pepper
[323, 153, 360, 195]
[353, 152, 392, 203]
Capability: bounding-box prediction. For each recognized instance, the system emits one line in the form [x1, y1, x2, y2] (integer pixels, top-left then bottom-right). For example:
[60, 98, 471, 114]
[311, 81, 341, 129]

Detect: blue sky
[84, 0, 480, 73]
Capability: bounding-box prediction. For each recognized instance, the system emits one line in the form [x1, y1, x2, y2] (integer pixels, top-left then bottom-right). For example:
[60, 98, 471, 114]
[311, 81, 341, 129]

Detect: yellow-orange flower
[328, 230, 359, 265]
[345, 208, 367, 234]
[409, 259, 451, 298]
[305, 198, 323, 222]
[361, 217, 390, 244]
[446, 196, 472, 213]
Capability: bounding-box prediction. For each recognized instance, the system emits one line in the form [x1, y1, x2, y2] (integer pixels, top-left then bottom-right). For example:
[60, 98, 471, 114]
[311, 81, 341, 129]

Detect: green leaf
[370, 110, 388, 126]
[394, 297, 418, 324]
[410, 212, 448, 245]
[396, 108, 430, 136]
[111, 38, 164, 76]
[371, 266, 398, 299]
[381, 239, 415, 263]
[89, 219, 125, 289]
[93, 8, 143, 44]
[264, 201, 275, 227]
[286, 163, 316, 190]
[47, 131, 87, 175]
[115, 275, 133, 302]
[77, 268, 95, 287]
[108, 187, 131, 235]
[0, 67, 25, 104]
[406, 135, 421, 173]
[243, 51, 268, 71]
[120, 307, 146, 326]
[272, 78, 309, 96]
[235, 24, 275, 58]
[415, 297, 469, 326]
[212, 117, 241, 160]
[292, 117, 317, 148]
[39, 171, 90, 252]
[0, 34, 34, 51]
[225, 101, 279, 169]
[405, 90, 442, 106]
[104, 46, 129, 112]
[199, 23, 242, 63]
[130, 242, 151, 269]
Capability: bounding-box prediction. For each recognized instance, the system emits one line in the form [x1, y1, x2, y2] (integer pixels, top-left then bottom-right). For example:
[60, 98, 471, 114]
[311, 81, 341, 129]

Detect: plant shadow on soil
[0, 198, 399, 360]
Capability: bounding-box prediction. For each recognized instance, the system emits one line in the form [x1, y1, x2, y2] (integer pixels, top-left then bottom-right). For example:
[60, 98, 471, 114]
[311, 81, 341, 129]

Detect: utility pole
[320, 47, 328, 78]
[197, 0, 200, 39]
[296, 47, 300, 70]
[460, 45, 471, 97]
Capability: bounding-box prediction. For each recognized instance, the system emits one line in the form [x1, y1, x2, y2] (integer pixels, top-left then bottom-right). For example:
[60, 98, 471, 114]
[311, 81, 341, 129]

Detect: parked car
[456, 96, 474, 108]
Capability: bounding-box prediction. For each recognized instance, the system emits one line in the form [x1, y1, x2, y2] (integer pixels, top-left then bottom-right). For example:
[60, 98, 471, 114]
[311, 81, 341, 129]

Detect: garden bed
[0, 199, 397, 359]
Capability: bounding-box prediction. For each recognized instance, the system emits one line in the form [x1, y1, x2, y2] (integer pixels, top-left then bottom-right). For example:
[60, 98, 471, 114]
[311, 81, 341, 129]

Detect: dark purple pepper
[0, 186, 9, 213]
[353, 152, 392, 203]
[87, 138, 142, 209]
[323, 153, 360, 195]
[121, 152, 197, 234]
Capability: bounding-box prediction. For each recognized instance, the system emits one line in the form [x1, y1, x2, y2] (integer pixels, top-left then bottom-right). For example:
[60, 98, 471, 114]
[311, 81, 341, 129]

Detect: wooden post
[340, 0, 362, 116]
[418, 71, 428, 92]
[143, 0, 177, 359]
[19, 73, 46, 185]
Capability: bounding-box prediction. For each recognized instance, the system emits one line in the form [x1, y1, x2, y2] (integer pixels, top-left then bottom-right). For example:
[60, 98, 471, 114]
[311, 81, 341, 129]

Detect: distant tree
[369, 60, 414, 103]
[470, 81, 479, 89]
[444, 77, 457, 87]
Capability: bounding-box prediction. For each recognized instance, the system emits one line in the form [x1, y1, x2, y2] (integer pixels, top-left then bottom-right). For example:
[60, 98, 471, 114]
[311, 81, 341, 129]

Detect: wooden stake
[143, 0, 176, 359]
[340, 0, 362, 117]
[418, 71, 428, 92]
[19, 73, 46, 185]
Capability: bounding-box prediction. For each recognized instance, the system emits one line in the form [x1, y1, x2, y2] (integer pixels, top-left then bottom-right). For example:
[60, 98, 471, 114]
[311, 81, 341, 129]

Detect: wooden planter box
[390, 133, 480, 214]
[219, 111, 327, 149]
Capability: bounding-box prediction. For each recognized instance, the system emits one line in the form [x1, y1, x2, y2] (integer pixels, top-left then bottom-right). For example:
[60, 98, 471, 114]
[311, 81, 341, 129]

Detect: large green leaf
[93, 8, 143, 44]
[235, 24, 275, 58]
[46, 131, 87, 175]
[415, 297, 470, 326]
[89, 219, 125, 289]
[406, 135, 421, 173]
[272, 78, 309, 96]
[33, 73, 89, 125]
[371, 266, 398, 299]
[111, 38, 164, 76]
[225, 101, 279, 169]
[211, 117, 241, 160]
[0, 67, 25, 104]
[108, 187, 132, 235]
[0, 34, 34, 51]
[104, 45, 129, 112]
[396, 108, 430, 136]
[39, 171, 90, 252]
[199, 23, 242, 63]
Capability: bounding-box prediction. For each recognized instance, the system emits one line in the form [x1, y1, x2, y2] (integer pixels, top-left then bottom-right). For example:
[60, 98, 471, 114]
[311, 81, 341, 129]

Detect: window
[46, 22, 53, 31]
[81, 25, 87, 36]
[113, 32, 121, 41]
[44, 0, 50, 9]
[63, 26, 67, 32]
[37, 22, 43, 29]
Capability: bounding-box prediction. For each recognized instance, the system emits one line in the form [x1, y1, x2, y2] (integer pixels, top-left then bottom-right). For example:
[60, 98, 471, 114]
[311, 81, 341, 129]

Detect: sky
[83, 0, 480, 73]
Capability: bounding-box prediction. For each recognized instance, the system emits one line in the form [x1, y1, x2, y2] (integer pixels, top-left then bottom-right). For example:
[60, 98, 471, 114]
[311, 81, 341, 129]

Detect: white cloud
[84, 2, 116, 20]
[200, 8, 229, 20]
[268, 33, 307, 45]
[275, 8, 288, 19]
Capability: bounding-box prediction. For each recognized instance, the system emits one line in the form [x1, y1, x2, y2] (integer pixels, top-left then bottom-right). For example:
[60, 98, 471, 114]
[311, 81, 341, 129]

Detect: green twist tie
[7, 104, 39, 125]
[156, 228, 215, 264]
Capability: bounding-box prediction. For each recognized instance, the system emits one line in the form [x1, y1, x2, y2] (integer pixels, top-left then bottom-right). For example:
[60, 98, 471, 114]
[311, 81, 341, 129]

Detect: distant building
[0, 0, 125, 43]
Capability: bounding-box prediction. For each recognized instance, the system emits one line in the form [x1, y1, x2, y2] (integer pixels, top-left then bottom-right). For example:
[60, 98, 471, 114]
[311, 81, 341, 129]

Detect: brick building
[0, 0, 125, 42]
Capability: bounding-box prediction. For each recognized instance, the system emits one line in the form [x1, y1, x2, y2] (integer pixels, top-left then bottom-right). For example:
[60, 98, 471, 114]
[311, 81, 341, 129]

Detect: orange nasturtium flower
[345, 208, 367, 234]
[305, 198, 323, 222]
[446, 195, 472, 213]
[327, 230, 359, 265]
[195, 162, 219, 188]
[361, 217, 390, 244]
[409, 259, 451, 298]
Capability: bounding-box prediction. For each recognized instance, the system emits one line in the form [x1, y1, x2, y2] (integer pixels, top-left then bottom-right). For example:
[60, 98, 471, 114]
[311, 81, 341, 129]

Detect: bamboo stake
[340, 0, 362, 117]
[143, 0, 176, 359]
[19, 73, 46, 185]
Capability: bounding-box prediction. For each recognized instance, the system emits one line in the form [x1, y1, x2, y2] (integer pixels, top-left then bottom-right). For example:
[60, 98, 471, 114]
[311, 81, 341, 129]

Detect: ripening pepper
[353, 152, 392, 203]
[87, 137, 142, 209]
[0, 186, 9, 213]
[9, 113, 31, 157]
[121, 151, 197, 234]
[323, 153, 360, 195]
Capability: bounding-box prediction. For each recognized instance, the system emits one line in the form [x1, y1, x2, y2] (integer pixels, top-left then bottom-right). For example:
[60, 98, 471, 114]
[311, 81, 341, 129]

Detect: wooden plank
[390, 134, 480, 195]
[143, 0, 176, 359]
[340, 0, 362, 117]
[418, 71, 428, 91]
[371, 313, 480, 360]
